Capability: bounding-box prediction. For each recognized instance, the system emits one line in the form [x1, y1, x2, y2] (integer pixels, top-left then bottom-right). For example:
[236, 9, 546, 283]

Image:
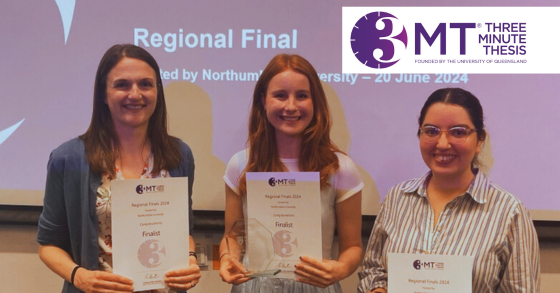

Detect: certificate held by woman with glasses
[243, 172, 322, 279]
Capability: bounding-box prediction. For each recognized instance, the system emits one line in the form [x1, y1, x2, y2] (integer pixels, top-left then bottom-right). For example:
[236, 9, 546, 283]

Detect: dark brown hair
[80, 44, 179, 177]
[418, 87, 486, 169]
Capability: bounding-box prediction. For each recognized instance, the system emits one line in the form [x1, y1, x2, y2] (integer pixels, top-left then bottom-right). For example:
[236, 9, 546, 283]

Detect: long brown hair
[80, 44, 180, 177]
[238, 54, 342, 195]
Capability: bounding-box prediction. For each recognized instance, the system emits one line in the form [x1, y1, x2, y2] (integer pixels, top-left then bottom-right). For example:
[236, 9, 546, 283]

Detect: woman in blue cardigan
[37, 44, 200, 293]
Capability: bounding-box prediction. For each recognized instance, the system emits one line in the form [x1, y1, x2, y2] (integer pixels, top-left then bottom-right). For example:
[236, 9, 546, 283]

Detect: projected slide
[1, 0, 558, 221]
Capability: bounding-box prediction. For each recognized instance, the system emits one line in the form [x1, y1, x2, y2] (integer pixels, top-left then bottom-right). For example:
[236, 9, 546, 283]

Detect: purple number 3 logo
[351, 11, 408, 69]
[273, 230, 298, 258]
[138, 239, 166, 268]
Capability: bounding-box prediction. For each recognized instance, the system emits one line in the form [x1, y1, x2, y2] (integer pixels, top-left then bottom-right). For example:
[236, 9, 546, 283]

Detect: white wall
[1, 225, 558, 292]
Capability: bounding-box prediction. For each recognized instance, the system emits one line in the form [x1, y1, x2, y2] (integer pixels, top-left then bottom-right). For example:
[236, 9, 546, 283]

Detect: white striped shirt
[358, 171, 540, 293]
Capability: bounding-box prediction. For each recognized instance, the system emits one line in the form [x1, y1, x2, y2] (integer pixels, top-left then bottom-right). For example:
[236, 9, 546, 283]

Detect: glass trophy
[224, 218, 280, 277]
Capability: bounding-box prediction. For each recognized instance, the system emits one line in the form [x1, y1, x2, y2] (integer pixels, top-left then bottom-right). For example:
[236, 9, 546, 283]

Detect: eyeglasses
[418, 126, 477, 144]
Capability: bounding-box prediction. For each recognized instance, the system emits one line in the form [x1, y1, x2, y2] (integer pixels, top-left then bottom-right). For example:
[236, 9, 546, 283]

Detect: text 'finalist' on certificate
[112, 177, 190, 291]
[246, 172, 322, 279]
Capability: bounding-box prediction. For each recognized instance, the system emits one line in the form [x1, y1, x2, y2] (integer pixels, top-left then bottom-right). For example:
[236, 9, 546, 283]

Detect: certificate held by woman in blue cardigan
[111, 177, 190, 291]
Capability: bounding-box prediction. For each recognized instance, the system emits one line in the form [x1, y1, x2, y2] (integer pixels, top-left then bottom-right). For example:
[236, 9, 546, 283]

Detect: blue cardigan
[37, 137, 194, 293]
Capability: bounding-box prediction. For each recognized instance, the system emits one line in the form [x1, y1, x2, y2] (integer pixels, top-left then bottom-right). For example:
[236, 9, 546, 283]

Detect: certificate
[388, 253, 474, 293]
[246, 172, 322, 279]
[112, 177, 189, 291]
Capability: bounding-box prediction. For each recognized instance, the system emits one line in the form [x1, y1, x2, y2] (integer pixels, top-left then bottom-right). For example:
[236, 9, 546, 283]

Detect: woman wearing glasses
[357, 88, 540, 293]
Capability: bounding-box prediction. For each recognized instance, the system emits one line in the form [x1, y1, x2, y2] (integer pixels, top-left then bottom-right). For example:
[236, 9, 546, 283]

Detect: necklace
[116, 139, 150, 178]
[425, 191, 444, 216]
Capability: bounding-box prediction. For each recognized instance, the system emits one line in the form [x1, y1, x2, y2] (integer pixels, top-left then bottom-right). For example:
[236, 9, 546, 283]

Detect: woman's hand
[294, 191, 363, 289]
[74, 268, 134, 293]
[164, 256, 201, 291]
[220, 185, 252, 285]
[39, 245, 134, 293]
[219, 254, 252, 285]
[294, 255, 348, 288]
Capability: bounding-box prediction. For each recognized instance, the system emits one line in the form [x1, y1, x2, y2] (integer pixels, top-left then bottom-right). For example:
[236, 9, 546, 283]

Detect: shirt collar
[403, 169, 490, 204]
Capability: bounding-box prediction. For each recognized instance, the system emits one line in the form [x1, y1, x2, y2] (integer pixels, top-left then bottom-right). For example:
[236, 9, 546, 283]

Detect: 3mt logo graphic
[268, 177, 296, 187]
[136, 184, 164, 194]
[138, 239, 166, 268]
[273, 230, 298, 257]
[413, 259, 422, 269]
[413, 259, 445, 270]
[268, 177, 276, 187]
[351, 11, 408, 69]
